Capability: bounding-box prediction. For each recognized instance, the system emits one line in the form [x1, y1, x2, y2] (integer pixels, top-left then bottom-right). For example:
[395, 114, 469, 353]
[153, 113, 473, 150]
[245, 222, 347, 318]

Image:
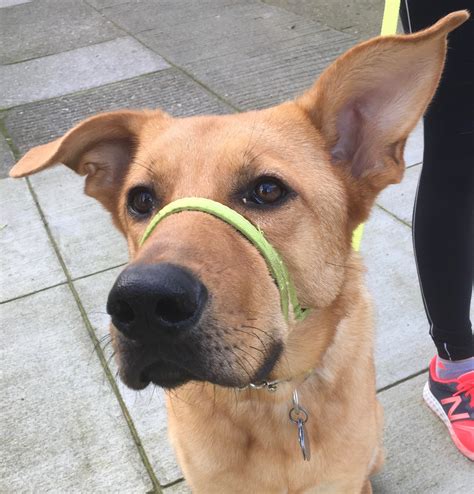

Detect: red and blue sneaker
[423, 357, 474, 461]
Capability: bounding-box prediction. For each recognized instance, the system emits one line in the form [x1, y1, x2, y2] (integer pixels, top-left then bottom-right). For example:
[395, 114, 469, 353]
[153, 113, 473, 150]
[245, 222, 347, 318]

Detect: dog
[10, 11, 468, 493]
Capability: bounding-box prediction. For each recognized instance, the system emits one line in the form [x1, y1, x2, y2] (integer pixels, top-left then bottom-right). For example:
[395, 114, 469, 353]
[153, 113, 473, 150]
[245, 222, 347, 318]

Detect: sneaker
[423, 357, 474, 461]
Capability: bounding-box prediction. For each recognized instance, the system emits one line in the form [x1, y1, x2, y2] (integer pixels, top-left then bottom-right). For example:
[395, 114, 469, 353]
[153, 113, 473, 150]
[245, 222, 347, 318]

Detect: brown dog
[10, 11, 468, 493]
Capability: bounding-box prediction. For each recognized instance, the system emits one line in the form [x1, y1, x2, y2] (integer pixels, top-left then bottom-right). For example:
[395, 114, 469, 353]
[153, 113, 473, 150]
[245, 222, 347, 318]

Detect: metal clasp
[248, 381, 278, 392]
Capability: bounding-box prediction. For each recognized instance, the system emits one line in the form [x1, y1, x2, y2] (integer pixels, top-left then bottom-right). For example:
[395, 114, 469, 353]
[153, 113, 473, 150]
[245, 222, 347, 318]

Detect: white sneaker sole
[423, 382, 474, 461]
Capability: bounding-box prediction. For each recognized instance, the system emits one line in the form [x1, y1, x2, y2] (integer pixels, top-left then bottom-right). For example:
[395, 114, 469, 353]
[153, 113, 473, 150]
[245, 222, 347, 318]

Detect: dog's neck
[258, 254, 362, 394]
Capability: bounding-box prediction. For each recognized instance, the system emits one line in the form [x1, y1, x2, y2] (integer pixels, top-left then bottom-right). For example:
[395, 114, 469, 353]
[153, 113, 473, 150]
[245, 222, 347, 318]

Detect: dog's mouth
[115, 330, 284, 391]
[117, 346, 204, 391]
[139, 360, 197, 389]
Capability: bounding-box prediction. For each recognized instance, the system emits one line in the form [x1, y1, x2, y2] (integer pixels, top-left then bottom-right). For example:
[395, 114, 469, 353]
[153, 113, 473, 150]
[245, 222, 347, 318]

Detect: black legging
[400, 0, 473, 360]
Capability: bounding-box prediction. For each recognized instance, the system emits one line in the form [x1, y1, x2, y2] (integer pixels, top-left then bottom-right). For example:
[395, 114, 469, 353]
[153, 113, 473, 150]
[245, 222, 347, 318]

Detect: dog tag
[289, 390, 311, 462]
[297, 417, 311, 461]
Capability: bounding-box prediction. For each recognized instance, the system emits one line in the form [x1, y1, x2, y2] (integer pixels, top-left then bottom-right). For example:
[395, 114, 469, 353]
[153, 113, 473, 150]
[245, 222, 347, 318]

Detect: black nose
[107, 263, 207, 341]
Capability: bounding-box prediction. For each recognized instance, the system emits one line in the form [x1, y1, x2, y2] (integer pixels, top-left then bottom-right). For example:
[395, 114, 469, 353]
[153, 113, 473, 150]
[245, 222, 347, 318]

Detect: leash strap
[381, 0, 401, 35]
[353, 0, 401, 251]
[140, 197, 309, 323]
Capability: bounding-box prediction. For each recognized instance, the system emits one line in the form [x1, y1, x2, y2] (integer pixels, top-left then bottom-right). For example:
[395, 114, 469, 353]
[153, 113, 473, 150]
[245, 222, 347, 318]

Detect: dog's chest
[168, 397, 364, 493]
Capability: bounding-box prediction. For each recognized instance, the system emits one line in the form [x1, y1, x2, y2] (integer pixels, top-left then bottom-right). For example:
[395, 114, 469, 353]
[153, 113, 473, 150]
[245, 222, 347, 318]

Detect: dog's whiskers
[232, 342, 262, 366]
[106, 350, 117, 368]
[248, 345, 266, 356]
[88, 333, 113, 361]
[242, 324, 277, 343]
[233, 327, 269, 354]
[132, 154, 158, 177]
[233, 354, 253, 382]
[325, 260, 362, 271]
[233, 350, 257, 379]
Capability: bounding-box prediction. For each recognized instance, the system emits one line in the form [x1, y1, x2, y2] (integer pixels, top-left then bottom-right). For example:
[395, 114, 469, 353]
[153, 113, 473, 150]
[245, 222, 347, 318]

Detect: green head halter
[139, 197, 309, 322]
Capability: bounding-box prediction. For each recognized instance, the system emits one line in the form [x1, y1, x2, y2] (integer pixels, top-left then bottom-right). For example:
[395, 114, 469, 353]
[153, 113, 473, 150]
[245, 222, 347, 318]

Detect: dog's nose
[106, 263, 207, 340]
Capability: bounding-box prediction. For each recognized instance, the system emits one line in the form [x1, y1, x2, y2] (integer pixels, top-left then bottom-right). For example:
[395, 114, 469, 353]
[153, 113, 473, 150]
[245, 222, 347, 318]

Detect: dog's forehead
[137, 105, 326, 183]
[146, 111, 282, 157]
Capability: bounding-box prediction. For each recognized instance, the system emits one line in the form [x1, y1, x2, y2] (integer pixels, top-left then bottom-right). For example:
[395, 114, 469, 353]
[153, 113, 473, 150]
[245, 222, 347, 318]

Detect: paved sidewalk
[1, 1, 471, 492]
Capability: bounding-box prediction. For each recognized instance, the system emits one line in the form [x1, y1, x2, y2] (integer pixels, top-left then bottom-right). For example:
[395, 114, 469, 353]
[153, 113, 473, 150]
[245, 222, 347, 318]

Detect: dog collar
[140, 197, 309, 322]
[242, 367, 316, 392]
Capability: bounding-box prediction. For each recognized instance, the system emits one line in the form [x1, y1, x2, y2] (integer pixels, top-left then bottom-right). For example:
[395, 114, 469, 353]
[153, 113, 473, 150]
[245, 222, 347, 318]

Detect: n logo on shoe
[441, 396, 470, 421]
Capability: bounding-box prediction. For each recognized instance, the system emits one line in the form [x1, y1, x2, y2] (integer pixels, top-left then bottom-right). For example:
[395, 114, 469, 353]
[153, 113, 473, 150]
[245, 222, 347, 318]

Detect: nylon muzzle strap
[139, 197, 309, 323]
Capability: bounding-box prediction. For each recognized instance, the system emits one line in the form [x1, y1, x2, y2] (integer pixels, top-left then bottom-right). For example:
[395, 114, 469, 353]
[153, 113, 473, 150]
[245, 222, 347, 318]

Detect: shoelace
[454, 377, 474, 408]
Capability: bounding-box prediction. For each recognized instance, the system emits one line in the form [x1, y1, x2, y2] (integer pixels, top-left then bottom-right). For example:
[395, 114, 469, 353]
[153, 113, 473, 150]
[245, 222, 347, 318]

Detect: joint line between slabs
[377, 367, 429, 394]
[0, 281, 67, 305]
[375, 203, 411, 229]
[160, 478, 185, 490]
[0, 262, 128, 306]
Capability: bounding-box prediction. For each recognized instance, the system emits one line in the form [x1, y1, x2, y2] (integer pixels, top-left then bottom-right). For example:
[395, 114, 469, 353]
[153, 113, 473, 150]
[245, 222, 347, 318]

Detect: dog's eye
[248, 178, 287, 205]
[127, 187, 156, 217]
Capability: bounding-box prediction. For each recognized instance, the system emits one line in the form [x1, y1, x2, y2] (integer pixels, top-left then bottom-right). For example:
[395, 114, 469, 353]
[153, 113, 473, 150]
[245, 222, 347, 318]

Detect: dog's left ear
[9, 109, 159, 212]
[297, 10, 468, 218]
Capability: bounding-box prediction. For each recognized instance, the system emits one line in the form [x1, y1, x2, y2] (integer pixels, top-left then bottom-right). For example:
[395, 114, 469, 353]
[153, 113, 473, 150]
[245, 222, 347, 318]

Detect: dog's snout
[107, 263, 207, 340]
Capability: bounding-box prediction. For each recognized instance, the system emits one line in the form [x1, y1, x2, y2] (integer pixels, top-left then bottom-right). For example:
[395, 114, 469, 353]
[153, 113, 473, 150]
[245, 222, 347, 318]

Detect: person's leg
[401, 0, 473, 362]
[400, 0, 474, 461]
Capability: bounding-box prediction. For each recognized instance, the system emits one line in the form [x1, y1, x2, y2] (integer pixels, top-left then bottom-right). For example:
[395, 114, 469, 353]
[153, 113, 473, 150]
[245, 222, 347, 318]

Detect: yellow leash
[352, 0, 401, 251]
[381, 0, 402, 35]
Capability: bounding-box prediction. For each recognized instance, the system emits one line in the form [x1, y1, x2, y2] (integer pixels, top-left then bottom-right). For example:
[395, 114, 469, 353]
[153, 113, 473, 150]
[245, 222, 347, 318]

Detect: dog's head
[10, 12, 468, 390]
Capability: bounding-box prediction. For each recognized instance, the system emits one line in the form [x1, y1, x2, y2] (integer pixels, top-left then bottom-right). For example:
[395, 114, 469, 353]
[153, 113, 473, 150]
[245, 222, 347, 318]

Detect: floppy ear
[9, 109, 156, 211]
[297, 10, 469, 222]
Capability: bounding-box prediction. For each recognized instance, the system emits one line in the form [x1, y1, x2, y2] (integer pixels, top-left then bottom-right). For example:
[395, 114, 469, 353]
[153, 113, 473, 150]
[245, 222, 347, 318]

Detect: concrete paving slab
[74, 267, 184, 486]
[0, 177, 65, 302]
[377, 165, 421, 226]
[405, 120, 423, 168]
[135, 2, 333, 65]
[105, 0, 353, 110]
[362, 208, 431, 389]
[163, 481, 191, 493]
[0, 0, 122, 64]
[373, 373, 472, 493]
[28, 167, 128, 280]
[0, 285, 151, 492]
[101, 0, 251, 33]
[264, 0, 385, 40]
[185, 33, 352, 110]
[74, 268, 122, 350]
[88, 0, 134, 8]
[0, 37, 169, 108]
[0, 133, 15, 178]
[5, 69, 232, 154]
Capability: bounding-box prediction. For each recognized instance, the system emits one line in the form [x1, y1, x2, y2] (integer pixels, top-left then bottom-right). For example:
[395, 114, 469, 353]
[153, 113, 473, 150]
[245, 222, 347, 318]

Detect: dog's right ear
[9, 109, 159, 211]
[296, 10, 469, 227]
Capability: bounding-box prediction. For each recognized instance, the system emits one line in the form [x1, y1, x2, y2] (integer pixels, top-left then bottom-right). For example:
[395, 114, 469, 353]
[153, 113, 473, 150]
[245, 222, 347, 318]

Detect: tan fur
[10, 12, 468, 493]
